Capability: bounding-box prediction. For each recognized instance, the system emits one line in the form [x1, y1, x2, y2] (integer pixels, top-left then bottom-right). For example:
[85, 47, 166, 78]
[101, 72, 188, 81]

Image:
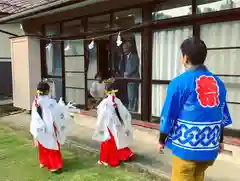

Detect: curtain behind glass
[201, 20, 240, 130]
[152, 26, 192, 116]
[134, 33, 142, 113]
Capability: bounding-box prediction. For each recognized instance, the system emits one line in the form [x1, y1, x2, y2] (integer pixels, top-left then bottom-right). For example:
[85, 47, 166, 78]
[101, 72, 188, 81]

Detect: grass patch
[0, 124, 164, 181]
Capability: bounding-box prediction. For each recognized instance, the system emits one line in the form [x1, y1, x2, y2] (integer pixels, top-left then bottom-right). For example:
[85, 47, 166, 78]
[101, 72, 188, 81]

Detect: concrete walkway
[1, 113, 240, 181]
[0, 97, 12, 106]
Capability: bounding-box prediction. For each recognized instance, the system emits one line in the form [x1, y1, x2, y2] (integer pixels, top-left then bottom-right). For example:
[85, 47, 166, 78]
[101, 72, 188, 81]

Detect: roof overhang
[0, 0, 102, 24]
[0, 0, 157, 24]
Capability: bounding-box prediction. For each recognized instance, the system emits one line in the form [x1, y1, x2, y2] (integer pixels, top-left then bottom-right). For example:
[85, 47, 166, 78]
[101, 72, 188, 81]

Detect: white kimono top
[92, 94, 133, 150]
[30, 95, 75, 150]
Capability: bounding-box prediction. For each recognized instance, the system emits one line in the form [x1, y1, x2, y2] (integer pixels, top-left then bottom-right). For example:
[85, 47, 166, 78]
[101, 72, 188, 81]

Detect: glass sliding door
[201, 20, 240, 130]
[111, 9, 142, 115]
[64, 40, 85, 106]
[44, 23, 63, 101]
[62, 20, 86, 106]
[197, 0, 240, 14]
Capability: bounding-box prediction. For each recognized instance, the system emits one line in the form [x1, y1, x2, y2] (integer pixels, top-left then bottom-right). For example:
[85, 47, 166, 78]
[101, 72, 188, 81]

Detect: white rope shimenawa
[40, 21, 149, 49]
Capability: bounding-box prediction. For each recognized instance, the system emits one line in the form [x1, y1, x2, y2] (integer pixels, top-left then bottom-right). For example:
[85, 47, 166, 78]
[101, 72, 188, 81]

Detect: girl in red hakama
[99, 129, 135, 167]
[37, 125, 63, 172]
[31, 82, 63, 173]
[93, 84, 135, 167]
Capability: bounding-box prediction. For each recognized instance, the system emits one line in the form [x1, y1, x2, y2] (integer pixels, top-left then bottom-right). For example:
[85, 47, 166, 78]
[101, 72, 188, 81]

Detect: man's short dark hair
[180, 37, 207, 65]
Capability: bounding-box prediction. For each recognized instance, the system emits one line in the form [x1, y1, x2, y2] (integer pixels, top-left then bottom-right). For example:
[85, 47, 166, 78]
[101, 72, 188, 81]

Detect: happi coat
[160, 65, 232, 161]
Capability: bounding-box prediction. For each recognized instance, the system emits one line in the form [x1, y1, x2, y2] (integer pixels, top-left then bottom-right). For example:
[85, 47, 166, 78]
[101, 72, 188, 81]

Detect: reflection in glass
[45, 42, 62, 76]
[62, 19, 83, 36]
[44, 23, 63, 101]
[113, 9, 142, 29]
[64, 40, 84, 56]
[86, 41, 98, 109]
[88, 14, 110, 32]
[45, 23, 60, 37]
[87, 45, 98, 81]
[110, 32, 141, 113]
[45, 23, 62, 77]
[51, 78, 63, 101]
[197, 0, 240, 14]
[152, 0, 192, 20]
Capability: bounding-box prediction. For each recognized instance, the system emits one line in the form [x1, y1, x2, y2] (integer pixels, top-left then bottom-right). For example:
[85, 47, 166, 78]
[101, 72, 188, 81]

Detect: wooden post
[141, 5, 153, 121]
[83, 17, 89, 110]
[60, 23, 66, 101]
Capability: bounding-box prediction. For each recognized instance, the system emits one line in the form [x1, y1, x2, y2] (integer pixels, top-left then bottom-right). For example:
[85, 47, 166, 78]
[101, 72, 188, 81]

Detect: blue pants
[127, 83, 138, 112]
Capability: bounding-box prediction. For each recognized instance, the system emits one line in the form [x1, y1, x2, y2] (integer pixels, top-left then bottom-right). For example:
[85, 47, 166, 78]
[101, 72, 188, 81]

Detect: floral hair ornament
[103, 78, 118, 94]
[103, 78, 115, 84]
[37, 90, 43, 94]
[104, 89, 119, 95]
[37, 90, 49, 95]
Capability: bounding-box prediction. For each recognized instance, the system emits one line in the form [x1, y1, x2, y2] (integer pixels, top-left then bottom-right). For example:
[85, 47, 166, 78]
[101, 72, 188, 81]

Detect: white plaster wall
[0, 23, 24, 62]
[11, 37, 41, 110]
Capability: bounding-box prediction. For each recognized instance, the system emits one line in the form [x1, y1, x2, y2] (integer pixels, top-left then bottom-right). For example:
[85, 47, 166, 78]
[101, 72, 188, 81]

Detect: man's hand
[124, 72, 128, 78]
[157, 143, 165, 154]
[219, 143, 224, 153]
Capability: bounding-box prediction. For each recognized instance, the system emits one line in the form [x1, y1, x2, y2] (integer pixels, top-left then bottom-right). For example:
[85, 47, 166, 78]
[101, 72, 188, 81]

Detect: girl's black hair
[37, 105, 43, 119]
[36, 81, 50, 118]
[108, 84, 124, 126]
[115, 106, 124, 126]
[37, 81, 50, 95]
[106, 82, 116, 92]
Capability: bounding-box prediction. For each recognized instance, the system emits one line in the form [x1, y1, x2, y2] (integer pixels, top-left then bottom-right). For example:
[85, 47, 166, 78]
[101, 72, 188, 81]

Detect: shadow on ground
[68, 135, 172, 178]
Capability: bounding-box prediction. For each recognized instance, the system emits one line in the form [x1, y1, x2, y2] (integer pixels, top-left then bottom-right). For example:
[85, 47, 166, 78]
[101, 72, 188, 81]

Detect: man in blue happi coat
[157, 37, 232, 181]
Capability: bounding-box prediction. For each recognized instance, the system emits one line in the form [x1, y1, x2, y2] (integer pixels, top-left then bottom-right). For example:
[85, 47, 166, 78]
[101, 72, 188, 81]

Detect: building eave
[0, 0, 90, 24]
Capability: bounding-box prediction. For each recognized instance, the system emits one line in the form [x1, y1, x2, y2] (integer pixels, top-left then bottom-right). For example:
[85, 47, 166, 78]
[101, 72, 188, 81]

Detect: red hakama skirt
[99, 129, 135, 167]
[38, 125, 63, 171]
[38, 142, 63, 171]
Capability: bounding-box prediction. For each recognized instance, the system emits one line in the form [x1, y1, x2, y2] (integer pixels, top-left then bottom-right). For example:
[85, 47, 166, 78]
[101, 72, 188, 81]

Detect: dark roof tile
[0, 0, 63, 14]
